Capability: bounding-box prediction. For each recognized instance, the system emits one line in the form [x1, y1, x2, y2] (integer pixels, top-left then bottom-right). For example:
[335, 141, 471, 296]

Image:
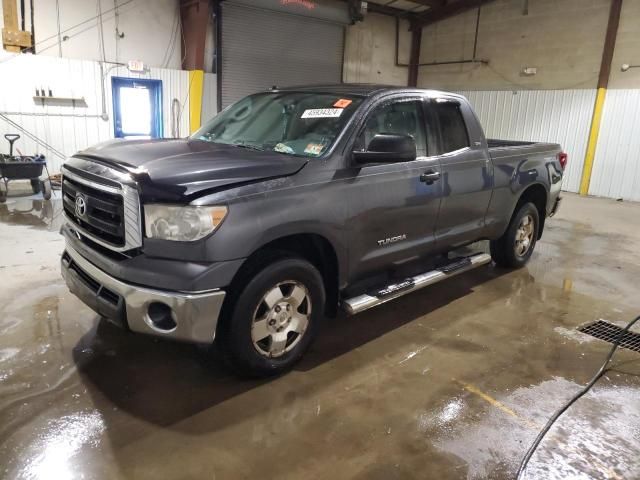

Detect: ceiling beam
[414, 0, 496, 27]
[407, 0, 446, 8]
[180, 0, 209, 70]
[364, 1, 415, 17]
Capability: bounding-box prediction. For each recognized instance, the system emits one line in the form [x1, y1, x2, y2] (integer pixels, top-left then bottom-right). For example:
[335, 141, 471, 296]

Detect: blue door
[112, 77, 163, 138]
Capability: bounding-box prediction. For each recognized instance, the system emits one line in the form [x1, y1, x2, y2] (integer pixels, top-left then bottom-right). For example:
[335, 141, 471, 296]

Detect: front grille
[61, 164, 142, 252]
[578, 320, 640, 353]
[63, 175, 125, 246]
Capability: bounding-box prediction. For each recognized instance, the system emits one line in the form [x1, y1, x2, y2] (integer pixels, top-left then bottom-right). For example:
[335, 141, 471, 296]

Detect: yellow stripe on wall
[189, 70, 204, 134]
[580, 87, 607, 195]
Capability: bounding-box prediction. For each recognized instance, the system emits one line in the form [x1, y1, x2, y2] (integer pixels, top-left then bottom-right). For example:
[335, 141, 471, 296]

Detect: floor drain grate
[578, 320, 640, 353]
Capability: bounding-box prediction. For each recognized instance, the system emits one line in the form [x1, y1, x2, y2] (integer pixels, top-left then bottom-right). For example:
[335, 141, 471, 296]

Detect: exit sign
[127, 60, 146, 73]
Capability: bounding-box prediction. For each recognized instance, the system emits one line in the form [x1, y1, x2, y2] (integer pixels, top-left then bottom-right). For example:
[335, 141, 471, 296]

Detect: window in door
[358, 99, 427, 157]
[112, 77, 163, 138]
[434, 100, 470, 154]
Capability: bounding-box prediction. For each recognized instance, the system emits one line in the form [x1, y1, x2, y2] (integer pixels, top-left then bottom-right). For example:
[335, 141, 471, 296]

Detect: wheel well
[228, 234, 340, 318]
[517, 184, 547, 238]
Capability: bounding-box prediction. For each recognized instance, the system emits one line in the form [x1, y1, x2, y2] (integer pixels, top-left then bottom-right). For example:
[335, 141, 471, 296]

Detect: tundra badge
[377, 234, 407, 246]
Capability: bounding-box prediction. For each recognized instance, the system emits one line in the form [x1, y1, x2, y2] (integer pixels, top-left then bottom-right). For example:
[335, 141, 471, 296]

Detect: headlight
[144, 205, 228, 242]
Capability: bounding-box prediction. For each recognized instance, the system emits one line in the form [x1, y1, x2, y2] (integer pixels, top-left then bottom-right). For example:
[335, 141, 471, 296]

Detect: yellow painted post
[579, 0, 622, 195]
[579, 87, 607, 195]
[188, 70, 204, 134]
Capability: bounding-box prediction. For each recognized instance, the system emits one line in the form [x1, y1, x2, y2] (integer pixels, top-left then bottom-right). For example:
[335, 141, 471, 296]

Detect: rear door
[432, 97, 493, 248]
[345, 96, 442, 283]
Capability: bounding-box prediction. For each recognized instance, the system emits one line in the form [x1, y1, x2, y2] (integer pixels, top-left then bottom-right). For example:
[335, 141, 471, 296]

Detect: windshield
[192, 92, 363, 157]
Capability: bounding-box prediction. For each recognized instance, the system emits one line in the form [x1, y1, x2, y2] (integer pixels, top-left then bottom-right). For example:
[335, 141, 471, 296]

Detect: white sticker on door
[301, 108, 344, 119]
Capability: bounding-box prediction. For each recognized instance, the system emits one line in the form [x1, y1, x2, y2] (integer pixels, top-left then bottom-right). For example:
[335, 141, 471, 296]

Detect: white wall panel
[1, 0, 183, 69]
[458, 90, 597, 193]
[0, 53, 192, 174]
[589, 90, 640, 202]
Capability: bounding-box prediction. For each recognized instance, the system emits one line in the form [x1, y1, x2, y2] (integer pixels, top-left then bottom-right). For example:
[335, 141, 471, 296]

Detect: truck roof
[270, 83, 460, 99]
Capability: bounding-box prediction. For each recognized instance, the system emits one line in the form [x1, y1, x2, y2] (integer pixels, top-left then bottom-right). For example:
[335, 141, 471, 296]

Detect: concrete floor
[1, 188, 640, 479]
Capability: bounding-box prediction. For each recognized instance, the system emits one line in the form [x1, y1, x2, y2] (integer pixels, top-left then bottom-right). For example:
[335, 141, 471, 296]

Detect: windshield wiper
[232, 141, 266, 152]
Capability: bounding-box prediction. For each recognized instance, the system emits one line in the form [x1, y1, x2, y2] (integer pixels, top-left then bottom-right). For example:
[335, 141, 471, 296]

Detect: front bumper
[61, 243, 226, 343]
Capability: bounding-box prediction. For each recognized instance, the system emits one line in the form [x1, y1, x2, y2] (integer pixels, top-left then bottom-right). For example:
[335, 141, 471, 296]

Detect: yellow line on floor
[456, 380, 540, 429]
[456, 380, 622, 479]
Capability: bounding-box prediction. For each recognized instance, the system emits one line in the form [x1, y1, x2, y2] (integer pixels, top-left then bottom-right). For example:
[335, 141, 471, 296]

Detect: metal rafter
[413, 0, 495, 27]
[365, 2, 414, 17]
[405, 0, 446, 8]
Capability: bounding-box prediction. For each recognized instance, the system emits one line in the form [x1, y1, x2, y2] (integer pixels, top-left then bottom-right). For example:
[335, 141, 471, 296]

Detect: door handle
[419, 170, 441, 185]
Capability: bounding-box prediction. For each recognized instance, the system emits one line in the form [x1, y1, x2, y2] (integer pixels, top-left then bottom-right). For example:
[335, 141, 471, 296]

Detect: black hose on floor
[516, 314, 640, 479]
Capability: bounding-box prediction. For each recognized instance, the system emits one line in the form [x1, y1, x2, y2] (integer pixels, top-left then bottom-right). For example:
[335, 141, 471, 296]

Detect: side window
[359, 100, 427, 157]
[434, 101, 470, 154]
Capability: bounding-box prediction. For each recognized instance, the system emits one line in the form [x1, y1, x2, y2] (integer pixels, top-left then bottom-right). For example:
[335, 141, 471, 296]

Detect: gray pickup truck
[60, 85, 565, 376]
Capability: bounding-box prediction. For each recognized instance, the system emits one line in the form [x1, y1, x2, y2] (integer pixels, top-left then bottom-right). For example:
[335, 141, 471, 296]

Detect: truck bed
[487, 139, 537, 149]
[487, 138, 561, 156]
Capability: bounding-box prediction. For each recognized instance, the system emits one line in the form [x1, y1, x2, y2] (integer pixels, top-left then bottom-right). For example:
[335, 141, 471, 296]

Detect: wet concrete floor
[1, 188, 640, 479]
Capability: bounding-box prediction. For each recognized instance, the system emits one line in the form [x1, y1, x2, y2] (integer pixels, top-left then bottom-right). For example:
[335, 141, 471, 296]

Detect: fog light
[146, 302, 177, 331]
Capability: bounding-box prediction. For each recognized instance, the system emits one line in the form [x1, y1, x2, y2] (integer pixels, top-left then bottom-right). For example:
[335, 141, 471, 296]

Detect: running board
[341, 253, 492, 315]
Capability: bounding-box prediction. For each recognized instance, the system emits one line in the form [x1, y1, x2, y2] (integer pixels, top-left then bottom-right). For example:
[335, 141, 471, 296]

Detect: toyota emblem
[75, 195, 87, 217]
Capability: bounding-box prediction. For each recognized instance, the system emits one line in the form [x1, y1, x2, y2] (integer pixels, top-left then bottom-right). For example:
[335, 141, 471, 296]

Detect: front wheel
[490, 202, 540, 268]
[217, 257, 326, 377]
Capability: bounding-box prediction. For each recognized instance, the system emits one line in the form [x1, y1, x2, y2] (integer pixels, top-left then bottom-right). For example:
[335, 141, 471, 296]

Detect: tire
[490, 202, 540, 268]
[41, 179, 52, 200]
[217, 257, 326, 377]
[30, 178, 41, 194]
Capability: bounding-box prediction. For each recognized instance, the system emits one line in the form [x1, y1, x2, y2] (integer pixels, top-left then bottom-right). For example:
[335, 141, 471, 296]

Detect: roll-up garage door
[220, 1, 347, 109]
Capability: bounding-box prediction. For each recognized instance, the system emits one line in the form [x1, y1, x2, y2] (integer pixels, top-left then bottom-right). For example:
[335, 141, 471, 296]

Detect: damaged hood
[74, 138, 308, 201]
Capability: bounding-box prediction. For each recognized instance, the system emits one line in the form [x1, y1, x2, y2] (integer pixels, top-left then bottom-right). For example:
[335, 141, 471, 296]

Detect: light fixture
[621, 63, 640, 72]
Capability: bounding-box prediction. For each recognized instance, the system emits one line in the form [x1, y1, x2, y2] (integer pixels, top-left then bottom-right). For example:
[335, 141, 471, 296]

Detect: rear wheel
[490, 202, 540, 268]
[217, 257, 325, 377]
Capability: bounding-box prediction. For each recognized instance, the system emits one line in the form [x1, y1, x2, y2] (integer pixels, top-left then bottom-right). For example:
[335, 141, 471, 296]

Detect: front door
[345, 97, 442, 283]
[112, 77, 163, 139]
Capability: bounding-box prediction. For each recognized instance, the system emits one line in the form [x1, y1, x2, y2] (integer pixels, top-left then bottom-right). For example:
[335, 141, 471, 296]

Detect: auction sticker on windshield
[301, 108, 344, 119]
[333, 98, 352, 108]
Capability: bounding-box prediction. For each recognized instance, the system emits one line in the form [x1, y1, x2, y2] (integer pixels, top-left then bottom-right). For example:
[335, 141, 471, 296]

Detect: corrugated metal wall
[201, 73, 218, 125]
[458, 90, 597, 193]
[589, 90, 640, 202]
[0, 53, 191, 173]
[220, 2, 345, 108]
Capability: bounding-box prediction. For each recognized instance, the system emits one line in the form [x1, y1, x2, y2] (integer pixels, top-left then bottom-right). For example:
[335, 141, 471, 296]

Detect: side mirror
[352, 133, 417, 164]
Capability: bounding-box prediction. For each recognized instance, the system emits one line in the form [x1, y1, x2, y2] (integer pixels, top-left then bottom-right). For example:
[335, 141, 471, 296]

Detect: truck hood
[76, 138, 308, 201]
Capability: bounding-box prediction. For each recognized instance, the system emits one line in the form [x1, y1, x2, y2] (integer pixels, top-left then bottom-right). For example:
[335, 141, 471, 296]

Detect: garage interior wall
[0, 0, 184, 68]
[201, 73, 218, 125]
[220, 1, 347, 108]
[459, 90, 597, 193]
[0, 53, 191, 174]
[343, 0, 640, 201]
[0, 0, 219, 174]
[343, 13, 411, 85]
